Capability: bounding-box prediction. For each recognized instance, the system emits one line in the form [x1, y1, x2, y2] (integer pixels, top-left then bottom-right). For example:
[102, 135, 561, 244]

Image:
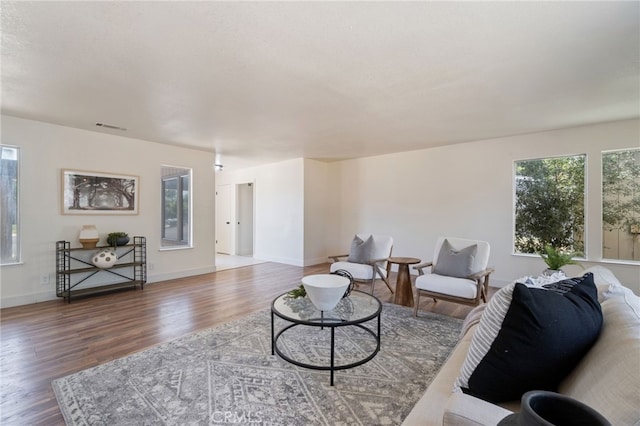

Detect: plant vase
[107, 233, 130, 247]
[542, 268, 564, 277]
[497, 390, 610, 425]
[114, 236, 130, 246]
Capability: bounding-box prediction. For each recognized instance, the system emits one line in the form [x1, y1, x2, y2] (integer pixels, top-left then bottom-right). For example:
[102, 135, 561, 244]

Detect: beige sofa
[402, 266, 640, 426]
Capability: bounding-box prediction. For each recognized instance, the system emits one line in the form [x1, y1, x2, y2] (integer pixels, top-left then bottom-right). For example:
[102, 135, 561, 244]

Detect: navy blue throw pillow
[463, 273, 603, 403]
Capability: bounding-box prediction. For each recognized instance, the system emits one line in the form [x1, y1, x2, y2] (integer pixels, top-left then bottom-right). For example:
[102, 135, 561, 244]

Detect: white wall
[4, 115, 637, 308]
[303, 159, 332, 265]
[216, 158, 305, 266]
[0, 115, 216, 308]
[328, 118, 640, 293]
[216, 158, 333, 267]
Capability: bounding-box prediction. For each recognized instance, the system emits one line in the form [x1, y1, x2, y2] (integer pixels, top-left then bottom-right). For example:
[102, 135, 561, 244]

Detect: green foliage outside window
[161, 167, 191, 248]
[602, 149, 640, 261]
[1, 145, 19, 264]
[514, 155, 585, 254]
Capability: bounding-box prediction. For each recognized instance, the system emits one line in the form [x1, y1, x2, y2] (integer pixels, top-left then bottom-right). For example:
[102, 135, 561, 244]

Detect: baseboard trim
[1, 291, 58, 308]
[147, 266, 216, 283]
[0, 266, 218, 308]
[254, 254, 304, 267]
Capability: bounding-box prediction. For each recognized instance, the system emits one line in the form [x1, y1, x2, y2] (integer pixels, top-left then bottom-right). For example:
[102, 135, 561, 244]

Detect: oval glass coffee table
[271, 290, 382, 385]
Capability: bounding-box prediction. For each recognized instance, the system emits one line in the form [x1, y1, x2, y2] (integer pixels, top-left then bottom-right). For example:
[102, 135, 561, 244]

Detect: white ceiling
[2, 1, 639, 170]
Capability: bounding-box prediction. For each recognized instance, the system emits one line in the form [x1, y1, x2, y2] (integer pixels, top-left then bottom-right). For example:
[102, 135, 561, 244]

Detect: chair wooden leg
[382, 277, 394, 294]
[414, 291, 420, 317]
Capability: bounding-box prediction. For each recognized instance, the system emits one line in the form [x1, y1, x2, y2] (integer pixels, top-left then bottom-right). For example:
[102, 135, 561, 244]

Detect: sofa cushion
[443, 392, 513, 426]
[401, 323, 477, 426]
[580, 265, 624, 301]
[456, 273, 602, 403]
[558, 284, 640, 425]
[456, 282, 515, 391]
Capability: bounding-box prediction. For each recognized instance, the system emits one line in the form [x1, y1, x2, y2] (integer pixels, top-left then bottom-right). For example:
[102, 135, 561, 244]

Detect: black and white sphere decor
[92, 248, 118, 269]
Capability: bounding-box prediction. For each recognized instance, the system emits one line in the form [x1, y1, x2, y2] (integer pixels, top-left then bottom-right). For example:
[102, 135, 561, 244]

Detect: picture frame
[62, 169, 139, 215]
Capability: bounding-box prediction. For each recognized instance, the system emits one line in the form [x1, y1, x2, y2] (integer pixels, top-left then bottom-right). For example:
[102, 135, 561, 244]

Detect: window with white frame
[1, 145, 20, 264]
[161, 166, 192, 248]
[602, 149, 640, 261]
[514, 155, 586, 255]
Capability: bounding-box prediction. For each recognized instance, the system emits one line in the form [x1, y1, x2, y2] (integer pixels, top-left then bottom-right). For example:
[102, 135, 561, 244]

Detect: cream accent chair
[328, 234, 394, 294]
[413, 237, 494, 316]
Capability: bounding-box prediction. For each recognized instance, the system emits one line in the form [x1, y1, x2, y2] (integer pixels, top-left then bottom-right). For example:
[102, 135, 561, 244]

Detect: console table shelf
[56, 236, 147, 302]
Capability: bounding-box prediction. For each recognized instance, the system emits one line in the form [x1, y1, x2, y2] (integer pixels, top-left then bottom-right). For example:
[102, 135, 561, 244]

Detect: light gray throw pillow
[433, 239, 477, 278]
[347, 235, 375, 264]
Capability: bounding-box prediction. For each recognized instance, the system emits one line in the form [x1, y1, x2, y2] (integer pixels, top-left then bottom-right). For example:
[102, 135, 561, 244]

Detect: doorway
[236, 182, 254, 256]
[215, 184, 232, 254]
[215, 182, 255, 256]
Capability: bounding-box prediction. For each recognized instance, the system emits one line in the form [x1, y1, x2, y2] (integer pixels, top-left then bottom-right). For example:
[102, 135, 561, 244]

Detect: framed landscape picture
[62, 169, 139, 215]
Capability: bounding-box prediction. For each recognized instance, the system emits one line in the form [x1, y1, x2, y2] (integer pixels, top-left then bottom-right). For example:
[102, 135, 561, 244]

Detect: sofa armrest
[443, 392, 513, 426]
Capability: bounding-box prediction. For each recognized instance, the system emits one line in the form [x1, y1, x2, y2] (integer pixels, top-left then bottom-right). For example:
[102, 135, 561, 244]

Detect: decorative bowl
[302, 274, 350, 311]
[92, 248, 118, 269]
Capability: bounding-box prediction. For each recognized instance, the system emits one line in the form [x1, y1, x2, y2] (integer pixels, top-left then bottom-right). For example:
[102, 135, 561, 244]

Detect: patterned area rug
[53, 303, 462, 425]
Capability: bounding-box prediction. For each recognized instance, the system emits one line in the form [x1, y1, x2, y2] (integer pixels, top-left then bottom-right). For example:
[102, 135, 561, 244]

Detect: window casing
[161, 166, 192, 248]
[1, 145, 20, 264]
[514, 155, 586, 255]
[602, 149, 640, 261]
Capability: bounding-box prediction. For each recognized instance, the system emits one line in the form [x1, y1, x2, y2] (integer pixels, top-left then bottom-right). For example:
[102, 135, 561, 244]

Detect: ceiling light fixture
[214, 164, 223, 171]
[95, 122, 127, 131]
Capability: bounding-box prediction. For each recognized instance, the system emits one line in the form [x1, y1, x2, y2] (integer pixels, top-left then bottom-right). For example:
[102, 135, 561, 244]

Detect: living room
[1, 1, 639, 425]
[2, 2, 639, 308]
[2, 115, 639, 307]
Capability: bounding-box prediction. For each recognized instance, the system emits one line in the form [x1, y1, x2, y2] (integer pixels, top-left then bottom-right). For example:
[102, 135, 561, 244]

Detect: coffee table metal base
[271, 316, 381, 386]
[271, 290, 382, 386]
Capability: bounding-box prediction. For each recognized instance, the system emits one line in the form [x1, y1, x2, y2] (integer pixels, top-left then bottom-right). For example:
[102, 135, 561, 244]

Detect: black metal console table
[56, 236, 147, 302]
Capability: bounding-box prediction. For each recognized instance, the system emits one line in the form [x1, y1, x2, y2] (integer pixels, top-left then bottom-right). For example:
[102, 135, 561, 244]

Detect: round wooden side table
[388, 257, 421, 307]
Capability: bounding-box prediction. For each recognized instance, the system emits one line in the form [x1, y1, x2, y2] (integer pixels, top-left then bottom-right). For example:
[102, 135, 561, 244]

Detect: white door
[236, 183, 254, 256]
[215, 184, 233, 254]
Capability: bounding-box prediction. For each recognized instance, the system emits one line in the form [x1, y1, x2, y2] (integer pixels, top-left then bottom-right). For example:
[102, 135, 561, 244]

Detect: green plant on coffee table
[107, 232, 129, 246]
[287, 284, 307, 299]
[539, 245, 582, 271]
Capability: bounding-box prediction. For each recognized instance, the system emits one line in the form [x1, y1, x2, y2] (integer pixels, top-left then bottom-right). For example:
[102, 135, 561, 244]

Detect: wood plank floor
[0, 262, 483, 425]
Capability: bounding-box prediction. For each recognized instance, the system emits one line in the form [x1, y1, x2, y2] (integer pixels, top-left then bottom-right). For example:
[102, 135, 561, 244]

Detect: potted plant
[539, 245, 582, 275]
[107, 232, 129, 247]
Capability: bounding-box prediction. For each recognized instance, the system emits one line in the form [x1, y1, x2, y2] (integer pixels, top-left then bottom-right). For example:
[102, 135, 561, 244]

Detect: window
[602, 149, 640, 261]
[1, 145, 20, 264]
[161, 166, 192, 248]
[514, 155, 585, 255]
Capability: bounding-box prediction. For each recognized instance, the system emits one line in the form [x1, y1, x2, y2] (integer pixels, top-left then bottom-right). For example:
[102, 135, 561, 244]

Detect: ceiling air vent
[95, 122, 127, 131]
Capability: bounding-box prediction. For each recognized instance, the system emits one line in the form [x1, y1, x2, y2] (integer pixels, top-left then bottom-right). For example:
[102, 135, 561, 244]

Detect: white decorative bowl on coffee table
[302, 274, 350, 311]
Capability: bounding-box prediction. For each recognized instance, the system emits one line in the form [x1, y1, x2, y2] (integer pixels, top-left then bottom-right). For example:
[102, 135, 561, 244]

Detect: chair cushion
[330, 261, 386, 280]
[432, 239, 478, 278]
[347, 234, 375, 264]
[455, 273, 602, 403]
[415, 274, 478, 299]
